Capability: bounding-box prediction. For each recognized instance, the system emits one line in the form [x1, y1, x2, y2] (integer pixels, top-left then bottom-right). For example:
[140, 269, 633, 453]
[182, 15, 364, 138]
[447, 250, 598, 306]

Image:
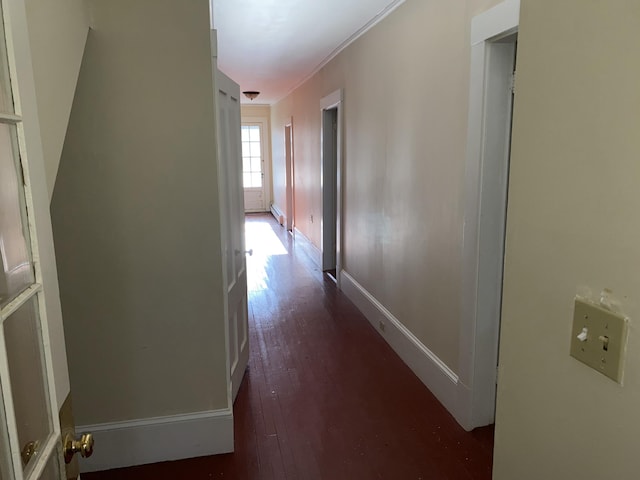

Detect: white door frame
[241, 115, 271, 212]
[320, 89, 343, 285]
[284, 119, 294, 231]
[456, 0, 519, 431]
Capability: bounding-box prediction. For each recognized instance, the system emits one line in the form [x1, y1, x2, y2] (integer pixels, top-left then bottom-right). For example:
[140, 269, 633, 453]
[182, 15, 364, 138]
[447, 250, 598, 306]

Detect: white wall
[493, 1, 640, 478]
[51, 0, 227, 426]
[271, 0, 502, 377]
[24, 0, 89, 198]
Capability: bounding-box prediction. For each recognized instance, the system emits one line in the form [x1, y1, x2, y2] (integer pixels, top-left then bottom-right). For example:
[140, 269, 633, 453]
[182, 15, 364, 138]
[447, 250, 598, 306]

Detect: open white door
[216, 69, 249, 401]
[0, 0, 78, 478]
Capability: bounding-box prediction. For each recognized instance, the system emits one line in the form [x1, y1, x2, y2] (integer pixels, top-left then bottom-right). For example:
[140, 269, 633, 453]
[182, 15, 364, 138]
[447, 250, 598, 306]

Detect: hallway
[84, 213, 494, 479]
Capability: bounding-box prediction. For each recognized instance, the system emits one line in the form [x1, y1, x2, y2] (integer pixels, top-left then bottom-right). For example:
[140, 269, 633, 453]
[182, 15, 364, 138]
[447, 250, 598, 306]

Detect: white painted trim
[0, 283, 42, 321]
[78, 409, 234, 473]
[320, 89, 343, 287]
[471, 0, 520, 45]
[284, 119, 294, 232]
[320, 89, 343, 110]
[270, 203, 285, 226]
[278, 0, 406, 104]
[458, 0, 519, 431]
[0, 112, 21, 123]
[210, 29, 217, 57]
[293, 227, 321, 268]
[242, 114, 272, 212]
[340, 271, 459, 415]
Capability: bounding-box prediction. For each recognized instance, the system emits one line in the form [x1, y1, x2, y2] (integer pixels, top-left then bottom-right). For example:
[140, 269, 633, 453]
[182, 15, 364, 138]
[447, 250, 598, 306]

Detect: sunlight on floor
[245, 220, 288, 292]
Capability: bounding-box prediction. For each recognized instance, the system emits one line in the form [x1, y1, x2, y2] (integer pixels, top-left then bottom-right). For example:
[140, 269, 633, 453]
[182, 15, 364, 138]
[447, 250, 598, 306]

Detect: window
[241, 125, 262, 188]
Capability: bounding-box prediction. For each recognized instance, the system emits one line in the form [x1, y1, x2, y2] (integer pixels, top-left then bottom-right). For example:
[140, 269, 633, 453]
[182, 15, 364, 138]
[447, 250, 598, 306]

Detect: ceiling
[213, 0, 405, 105]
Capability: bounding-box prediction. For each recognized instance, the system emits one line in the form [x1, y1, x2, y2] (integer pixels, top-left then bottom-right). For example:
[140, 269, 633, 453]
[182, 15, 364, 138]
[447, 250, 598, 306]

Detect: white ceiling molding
[283, 0, 406, 104]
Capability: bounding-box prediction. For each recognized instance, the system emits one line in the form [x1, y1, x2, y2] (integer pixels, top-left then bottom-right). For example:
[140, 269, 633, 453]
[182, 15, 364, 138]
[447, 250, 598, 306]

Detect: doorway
[321, 107, 337, 278]
[457, 0, 519, 431]
[320, 89, 343, 284]
[284, 122, 294, 231]
[241, 121, 270, 212]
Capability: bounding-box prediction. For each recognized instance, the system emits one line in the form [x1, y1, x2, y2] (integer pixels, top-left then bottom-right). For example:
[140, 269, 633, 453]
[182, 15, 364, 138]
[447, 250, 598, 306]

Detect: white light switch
[577, 327, 588, 342]
[570, 298, 628, 383]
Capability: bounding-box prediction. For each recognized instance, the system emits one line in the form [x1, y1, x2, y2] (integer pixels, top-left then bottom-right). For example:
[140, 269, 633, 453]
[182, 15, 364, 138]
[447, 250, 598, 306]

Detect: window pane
[249, 142, 260, 158]
[252, 173, 262, 188]
[4, 298, 53, 474]
[243, 172, 251, 188]
[251, 157, 261, 173]
[0, 124, 34, 307]
[0, 2, 14, 114]
[248, 126, 260, 142]
[241, 141, 250, 157]
[242, 157, 250, 172]
[240, 126, 250, 142]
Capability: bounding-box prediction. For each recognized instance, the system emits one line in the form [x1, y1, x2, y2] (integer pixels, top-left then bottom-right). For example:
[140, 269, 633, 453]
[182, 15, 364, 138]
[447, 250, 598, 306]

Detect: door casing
[241, 116, 271, 213]
[320, 90, 343, 285]
[457, 0, 519, 431]
[285, 121, 294, 231]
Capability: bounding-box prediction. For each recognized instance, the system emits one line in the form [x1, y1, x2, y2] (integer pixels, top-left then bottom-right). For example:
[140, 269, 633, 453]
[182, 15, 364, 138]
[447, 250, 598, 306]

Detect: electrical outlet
[310, 215, 314, 223]
[570, 298, 628, 383]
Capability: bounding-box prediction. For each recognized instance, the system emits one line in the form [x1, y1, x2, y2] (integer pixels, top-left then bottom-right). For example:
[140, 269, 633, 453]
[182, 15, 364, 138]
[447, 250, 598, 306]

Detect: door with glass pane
[241, 124, 267, 212]
[0, 0, 69, 478]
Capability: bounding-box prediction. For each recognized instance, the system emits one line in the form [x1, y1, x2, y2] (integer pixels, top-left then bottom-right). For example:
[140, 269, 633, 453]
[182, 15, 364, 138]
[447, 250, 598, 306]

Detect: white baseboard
[293, 227, 322, 268]
[78, 408, 233, 473]
[270, 204, 285, 226]
[340, 270, 460, 419]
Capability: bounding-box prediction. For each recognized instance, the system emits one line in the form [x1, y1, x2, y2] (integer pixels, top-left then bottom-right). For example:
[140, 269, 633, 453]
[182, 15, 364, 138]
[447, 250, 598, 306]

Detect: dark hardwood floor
[84, 213, 494, 479]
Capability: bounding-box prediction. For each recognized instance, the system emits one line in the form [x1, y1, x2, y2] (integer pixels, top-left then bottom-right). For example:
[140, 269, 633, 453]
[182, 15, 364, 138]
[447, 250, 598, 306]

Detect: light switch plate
[570, 298, 628, 383]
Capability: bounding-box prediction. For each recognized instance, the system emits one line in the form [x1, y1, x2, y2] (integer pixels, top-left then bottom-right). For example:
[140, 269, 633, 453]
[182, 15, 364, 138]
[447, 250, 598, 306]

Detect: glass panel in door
[241, 124, 266, 211]
[4, 298, 53, 475]
[0, 396, 12, 478]
[241, 125, 263, 188]
[0, 123, 34, 307]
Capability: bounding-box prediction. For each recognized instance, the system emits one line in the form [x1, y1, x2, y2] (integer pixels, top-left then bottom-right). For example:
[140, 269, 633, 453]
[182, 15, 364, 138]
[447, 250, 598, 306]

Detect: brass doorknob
[63, 432, 94, 464]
